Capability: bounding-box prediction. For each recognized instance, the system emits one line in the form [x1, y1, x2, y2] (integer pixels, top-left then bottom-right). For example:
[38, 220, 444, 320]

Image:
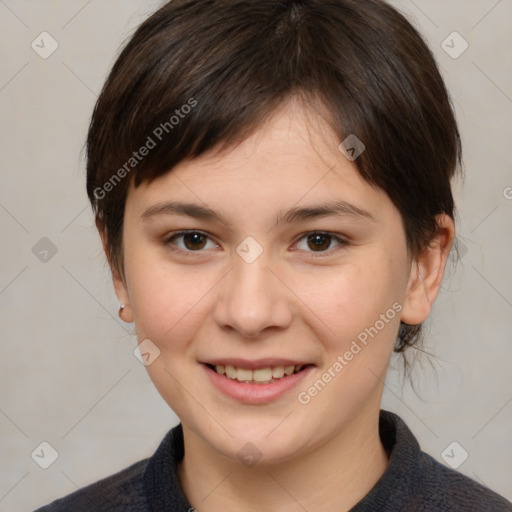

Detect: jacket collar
[143, 410, 420, 511]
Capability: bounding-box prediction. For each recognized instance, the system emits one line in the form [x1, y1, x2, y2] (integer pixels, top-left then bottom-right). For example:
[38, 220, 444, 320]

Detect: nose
[212, 253, 293, 339]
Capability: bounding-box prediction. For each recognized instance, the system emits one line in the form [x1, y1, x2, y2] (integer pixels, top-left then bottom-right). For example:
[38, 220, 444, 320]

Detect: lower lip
[202, 364, 315, 404]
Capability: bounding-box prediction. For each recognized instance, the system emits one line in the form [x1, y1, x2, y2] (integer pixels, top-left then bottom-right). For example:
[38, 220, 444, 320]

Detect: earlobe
[118, 303, 134, 323]
[97, 221, 134, 323]
[400, 214, 455, 326]
[112, 276, 134, 323]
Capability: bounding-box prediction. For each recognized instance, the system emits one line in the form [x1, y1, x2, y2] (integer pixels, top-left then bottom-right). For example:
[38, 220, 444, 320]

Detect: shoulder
[416, 450, 512, 511]
[33, 423, 188, 512]
[354, 411, 512, 512]
[33, 458, 150, 512]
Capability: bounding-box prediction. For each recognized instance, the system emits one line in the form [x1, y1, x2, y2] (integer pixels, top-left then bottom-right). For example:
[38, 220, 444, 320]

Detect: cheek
[303, 261, 401, 344]
[128, 266, 213, 410]
[293, 263, 404, 434]
[127, 254, 211, 349]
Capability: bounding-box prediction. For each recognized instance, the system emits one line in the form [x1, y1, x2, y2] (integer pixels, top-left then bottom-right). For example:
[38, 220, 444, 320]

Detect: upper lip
[202, 358, 314, 370]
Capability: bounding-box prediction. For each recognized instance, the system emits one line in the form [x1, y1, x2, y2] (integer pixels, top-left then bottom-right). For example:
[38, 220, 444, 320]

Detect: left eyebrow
[275, 200, 376, 225]
[140, 199, 376, 227]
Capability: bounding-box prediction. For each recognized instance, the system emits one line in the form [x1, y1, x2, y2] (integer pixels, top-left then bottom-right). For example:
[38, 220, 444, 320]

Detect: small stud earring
[119, 304, 126, 318]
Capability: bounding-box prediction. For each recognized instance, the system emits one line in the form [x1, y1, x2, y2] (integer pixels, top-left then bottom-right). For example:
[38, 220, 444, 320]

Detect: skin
[100, 97, 454, 511]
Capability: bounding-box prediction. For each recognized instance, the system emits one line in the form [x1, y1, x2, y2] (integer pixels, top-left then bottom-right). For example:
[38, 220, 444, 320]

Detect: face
[111, 99, 445, 466]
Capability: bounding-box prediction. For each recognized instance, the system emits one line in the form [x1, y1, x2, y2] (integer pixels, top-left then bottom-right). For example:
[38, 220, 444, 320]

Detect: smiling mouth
[205, 363, 312, 384]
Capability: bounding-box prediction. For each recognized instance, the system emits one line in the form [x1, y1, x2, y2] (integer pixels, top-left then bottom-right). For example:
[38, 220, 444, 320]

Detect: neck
[178, 406, 388, 512]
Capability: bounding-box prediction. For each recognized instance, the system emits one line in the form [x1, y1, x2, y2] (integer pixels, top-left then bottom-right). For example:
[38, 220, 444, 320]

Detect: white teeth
[212, 364, 306, 383]
[225, 365, 237, 379]
[253, 368, 273, 382]
[237, 368, 252, 382]
[272, 366, 284, 378]
[284, 365, 294, 375]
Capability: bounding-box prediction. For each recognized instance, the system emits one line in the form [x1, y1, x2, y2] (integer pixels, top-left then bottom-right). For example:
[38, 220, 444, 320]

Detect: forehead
[125, 100, 394, 225]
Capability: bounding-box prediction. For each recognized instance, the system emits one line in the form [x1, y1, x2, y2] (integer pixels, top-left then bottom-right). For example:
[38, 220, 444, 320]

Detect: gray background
[0, 1, 511, 510]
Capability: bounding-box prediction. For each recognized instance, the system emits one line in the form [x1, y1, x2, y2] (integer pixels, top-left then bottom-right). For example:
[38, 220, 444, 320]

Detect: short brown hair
[86, 0, 462, 354]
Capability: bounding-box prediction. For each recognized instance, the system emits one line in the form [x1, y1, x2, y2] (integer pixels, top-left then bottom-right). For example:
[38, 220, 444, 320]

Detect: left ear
[400, 214, 455, 325]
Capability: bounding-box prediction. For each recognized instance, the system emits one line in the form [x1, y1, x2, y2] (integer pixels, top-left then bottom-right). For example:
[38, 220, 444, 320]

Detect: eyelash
[162, 230, 348, 258]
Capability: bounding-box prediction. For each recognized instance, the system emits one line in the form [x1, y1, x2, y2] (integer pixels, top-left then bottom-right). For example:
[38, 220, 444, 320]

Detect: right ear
[97, 220, 134, 322]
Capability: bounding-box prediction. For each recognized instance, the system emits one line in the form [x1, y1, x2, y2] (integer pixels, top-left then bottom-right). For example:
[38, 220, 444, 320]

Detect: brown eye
[307, 233, 332, 251]
[164, 231, 217, 253]
[182, 232, 207, 250]
[295, 232, 347, 256]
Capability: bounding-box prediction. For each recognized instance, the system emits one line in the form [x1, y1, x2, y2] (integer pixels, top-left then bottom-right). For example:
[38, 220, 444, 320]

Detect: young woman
[35, 0, 512, 510]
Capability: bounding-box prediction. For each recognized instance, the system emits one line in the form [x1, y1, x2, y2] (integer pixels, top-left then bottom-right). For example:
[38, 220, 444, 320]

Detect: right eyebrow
[141, 201, 225, 223]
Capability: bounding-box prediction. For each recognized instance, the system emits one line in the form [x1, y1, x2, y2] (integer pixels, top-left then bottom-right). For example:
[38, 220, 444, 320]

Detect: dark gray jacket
[34, 410, 512, 511]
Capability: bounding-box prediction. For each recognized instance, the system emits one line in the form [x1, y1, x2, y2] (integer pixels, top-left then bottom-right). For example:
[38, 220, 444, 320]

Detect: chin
[208, 421, 311, 467]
